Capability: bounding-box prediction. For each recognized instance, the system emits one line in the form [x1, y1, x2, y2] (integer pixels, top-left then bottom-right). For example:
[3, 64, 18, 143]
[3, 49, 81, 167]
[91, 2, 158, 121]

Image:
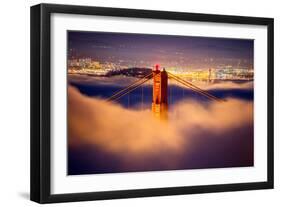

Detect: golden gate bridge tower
[151, 64, 168, 119]
[107, 64, 223, 119]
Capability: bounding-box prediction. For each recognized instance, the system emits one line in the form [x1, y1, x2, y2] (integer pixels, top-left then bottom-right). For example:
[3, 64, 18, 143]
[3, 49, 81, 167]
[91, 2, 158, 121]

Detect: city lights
[68, 57, 253, 81]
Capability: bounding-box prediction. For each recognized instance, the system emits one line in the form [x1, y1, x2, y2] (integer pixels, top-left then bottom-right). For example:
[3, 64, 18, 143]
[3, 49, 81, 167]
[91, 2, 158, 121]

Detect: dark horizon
[67, 31, 254, 69]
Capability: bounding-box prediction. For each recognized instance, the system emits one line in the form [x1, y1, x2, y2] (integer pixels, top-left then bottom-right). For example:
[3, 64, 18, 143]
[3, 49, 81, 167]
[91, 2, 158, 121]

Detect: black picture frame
[30, 3, 274, 203]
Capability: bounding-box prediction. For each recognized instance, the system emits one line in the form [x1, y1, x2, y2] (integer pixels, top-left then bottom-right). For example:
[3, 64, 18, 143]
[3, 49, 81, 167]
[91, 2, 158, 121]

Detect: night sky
[68, 31, 254, 69]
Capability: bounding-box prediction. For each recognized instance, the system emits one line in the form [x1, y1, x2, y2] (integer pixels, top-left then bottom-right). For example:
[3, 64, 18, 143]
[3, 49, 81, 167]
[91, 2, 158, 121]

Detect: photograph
[30, 3, 274, 203]
[67, 31, 254, 175]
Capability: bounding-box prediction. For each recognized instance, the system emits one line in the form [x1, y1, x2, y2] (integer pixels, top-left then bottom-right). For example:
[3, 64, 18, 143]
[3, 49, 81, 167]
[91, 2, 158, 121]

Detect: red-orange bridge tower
[107, 64, 223, 119]
[151, 64, 168, 119]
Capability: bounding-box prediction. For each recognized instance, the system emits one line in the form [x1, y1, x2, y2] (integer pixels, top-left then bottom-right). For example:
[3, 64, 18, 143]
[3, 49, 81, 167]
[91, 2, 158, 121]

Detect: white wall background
[0, 0, 279, 206]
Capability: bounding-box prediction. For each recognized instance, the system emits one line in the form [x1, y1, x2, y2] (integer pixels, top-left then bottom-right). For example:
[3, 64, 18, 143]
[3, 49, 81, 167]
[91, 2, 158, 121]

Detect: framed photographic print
[30, 3, 274, 203]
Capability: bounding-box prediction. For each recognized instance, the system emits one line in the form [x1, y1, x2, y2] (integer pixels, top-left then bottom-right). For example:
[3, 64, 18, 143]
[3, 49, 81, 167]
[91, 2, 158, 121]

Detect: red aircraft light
[155, 64, 160, 71]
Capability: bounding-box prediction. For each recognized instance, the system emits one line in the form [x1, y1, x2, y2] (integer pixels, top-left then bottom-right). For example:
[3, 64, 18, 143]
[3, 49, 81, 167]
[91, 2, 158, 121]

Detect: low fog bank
[68, 86, 253, 154]
[69, 74, 253, 90]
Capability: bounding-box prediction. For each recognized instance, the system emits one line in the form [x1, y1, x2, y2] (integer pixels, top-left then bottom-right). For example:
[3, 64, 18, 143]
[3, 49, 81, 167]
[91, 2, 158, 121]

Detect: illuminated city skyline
[68, 31, 254, 70]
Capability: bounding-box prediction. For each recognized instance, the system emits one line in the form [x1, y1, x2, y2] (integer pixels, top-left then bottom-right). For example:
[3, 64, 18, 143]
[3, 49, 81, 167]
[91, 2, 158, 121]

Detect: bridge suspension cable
[107, 72, 153, 102]
[167, 72, 224, 102]
[107, 70, 224, 103]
